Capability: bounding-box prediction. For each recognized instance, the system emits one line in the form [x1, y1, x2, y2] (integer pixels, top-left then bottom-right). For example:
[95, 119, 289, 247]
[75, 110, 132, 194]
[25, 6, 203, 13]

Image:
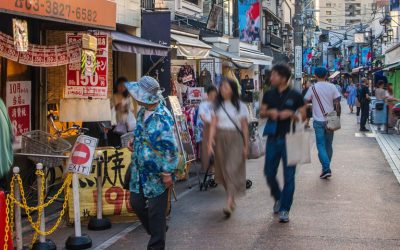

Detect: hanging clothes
[177, 65, 197, 87]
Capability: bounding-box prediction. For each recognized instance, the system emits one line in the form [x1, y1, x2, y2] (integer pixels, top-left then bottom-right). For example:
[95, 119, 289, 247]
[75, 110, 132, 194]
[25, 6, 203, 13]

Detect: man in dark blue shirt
[260, 64, 306, 223]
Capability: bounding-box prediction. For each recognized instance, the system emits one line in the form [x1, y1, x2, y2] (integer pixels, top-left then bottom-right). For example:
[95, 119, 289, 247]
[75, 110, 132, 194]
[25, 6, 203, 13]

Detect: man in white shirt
[304, 67, 341, 179]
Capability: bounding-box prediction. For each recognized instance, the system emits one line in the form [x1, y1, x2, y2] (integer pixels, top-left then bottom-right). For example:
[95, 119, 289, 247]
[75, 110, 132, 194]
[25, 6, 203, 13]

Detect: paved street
[103, 110, 400, 250]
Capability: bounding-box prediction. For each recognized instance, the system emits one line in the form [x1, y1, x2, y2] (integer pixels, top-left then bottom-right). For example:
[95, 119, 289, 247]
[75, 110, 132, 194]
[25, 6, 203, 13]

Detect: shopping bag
[248, 128, 265, 159]
[285, 119, 311, 166]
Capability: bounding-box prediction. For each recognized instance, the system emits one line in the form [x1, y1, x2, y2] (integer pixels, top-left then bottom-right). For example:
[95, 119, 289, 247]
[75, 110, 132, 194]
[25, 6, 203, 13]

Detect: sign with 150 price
[0, 0, 116, 30]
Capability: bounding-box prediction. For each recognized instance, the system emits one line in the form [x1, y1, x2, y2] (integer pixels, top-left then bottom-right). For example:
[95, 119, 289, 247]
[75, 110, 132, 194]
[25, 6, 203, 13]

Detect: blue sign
[391, 0, 400, 11]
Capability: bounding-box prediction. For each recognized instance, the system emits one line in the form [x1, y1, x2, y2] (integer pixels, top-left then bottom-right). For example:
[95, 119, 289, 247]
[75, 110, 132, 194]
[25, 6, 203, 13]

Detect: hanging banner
[5, 81, 31, 146]
[206, 4, 223, 32]
[65, 32, 108, 99]
[361, 47, 372, 66]
[68, 148, 137, 223]
[0, 34, 19, 61]
[391, 0, 400, 11]
[141, 12, 171, 95]
[238, 0, 261, 43]
[12, 18, 28, 52]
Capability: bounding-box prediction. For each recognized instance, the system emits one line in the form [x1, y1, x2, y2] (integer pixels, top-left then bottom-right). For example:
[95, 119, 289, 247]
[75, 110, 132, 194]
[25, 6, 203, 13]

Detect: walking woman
[208, 78, 249, 217]
[109, 77, 136, 146]
[346, 81, 357, 113]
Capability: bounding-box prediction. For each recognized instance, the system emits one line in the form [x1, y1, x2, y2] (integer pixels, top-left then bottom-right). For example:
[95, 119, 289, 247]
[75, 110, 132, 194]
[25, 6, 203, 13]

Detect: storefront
[0, 1, 117, 147]
[384, 43, 400, 99]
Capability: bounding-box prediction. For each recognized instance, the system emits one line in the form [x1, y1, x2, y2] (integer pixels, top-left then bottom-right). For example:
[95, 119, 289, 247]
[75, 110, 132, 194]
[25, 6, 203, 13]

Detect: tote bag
[285, 120, 311, 166]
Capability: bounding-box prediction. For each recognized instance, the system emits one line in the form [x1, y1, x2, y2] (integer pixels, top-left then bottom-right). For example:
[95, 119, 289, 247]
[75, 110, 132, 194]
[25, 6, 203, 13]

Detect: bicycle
[15, 113, 88, 207]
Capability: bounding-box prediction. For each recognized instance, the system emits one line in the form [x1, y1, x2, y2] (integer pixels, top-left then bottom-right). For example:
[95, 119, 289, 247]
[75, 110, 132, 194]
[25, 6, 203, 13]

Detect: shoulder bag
[220, 104, 265, 159]
[311, 86, 341, 131]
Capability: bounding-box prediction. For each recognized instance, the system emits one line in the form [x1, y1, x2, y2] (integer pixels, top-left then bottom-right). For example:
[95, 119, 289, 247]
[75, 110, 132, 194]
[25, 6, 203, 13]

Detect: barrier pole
[65, 173, 92, 250]
[13, 167, 27, 250]
[88, 151, 111, 231]
[32, 164, 56, 250]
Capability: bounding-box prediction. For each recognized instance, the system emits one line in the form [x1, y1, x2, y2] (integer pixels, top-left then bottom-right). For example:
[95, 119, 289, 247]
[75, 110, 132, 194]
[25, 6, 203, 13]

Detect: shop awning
[383, 61, 400, 71]
[171, 34, 211, 59]
[329, 71, 340, 79]
[352, 67, 363, 74]
[240, 48, 273, 66]
[111, 31, 169, 56]
[210, 46, 253, 69]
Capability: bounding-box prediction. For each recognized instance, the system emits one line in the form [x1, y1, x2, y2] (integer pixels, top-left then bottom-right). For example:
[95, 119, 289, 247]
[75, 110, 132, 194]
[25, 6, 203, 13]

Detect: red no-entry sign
[67, 135, 98, 176]
[71, 143, 91, 165]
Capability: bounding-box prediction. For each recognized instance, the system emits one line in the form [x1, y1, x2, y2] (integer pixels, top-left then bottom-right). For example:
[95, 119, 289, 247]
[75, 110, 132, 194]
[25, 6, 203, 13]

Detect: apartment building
[318, 0, 375, 30]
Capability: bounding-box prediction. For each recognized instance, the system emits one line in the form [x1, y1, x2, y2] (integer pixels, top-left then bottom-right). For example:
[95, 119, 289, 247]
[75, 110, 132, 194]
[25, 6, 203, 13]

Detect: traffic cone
[0, 190, 13, 249]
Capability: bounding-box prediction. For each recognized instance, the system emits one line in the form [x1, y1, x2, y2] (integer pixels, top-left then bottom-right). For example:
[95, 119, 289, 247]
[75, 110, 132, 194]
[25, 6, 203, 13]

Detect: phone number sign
[65, 32, 108, 99]
[0, 0, 116, 30]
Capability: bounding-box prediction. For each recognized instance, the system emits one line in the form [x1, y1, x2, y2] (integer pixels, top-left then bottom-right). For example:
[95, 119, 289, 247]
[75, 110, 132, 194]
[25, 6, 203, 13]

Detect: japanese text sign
[65, 32, 108, 99]
[6, 81, 31, 140]
[68, 148, 136, 222]
[67, 135, 98, 176]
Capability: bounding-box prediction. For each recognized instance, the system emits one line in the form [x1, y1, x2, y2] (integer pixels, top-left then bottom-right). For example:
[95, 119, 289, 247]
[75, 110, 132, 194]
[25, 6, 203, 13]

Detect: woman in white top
[208, 78, 249, 217]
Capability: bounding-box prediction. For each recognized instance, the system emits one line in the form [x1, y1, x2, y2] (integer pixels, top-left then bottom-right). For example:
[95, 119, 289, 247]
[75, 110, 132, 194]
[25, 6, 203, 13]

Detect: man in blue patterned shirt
[125, 76, 179, 250]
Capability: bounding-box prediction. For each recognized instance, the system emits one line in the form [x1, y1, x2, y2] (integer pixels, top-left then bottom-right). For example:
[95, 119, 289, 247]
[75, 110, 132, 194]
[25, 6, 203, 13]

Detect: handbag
[114, 122, 127, 135]
[311, 86, 341, 131]
[285, 119, 311, 166]
[248, 126, 266, 159]
[126, 111, 137, 132]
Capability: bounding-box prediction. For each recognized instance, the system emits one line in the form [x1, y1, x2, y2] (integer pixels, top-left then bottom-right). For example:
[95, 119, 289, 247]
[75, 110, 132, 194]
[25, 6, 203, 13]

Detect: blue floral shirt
[129, 103, 179, 198]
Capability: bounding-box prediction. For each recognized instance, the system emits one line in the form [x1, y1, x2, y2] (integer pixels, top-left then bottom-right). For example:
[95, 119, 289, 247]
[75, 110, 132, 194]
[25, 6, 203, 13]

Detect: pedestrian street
[107, 105, 400, 250]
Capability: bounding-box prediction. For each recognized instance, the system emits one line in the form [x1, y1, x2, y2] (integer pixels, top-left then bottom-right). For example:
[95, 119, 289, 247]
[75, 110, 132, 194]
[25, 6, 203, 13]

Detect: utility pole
[293, 0, 303, 91]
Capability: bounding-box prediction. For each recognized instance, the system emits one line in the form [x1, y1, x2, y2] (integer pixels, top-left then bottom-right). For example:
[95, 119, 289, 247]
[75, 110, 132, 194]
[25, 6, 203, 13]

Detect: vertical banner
[295, 46, 302, 79]
[142, 12, 171, 96]
[391, 0, 400, 11]
[6, 81, 31, 146]
[303, 48, 313, 73]
[65, 32, 108, 99]
[238, 0, 261, 43]
[361, 47, 372, 66]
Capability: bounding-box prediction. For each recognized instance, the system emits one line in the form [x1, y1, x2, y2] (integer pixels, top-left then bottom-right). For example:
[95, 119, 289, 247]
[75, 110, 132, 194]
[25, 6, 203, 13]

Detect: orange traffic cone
[0, 190, 13, 249]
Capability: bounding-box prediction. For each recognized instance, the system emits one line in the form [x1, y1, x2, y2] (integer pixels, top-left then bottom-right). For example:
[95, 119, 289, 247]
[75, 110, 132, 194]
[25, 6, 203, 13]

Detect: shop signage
[0, 0, 116, 30]
[65, 32, 108, 99]
[67, 135, 98, 176]
[167, 96, 196, 163]
[5, 81, 31, 145]
[68, 148, 136, 222]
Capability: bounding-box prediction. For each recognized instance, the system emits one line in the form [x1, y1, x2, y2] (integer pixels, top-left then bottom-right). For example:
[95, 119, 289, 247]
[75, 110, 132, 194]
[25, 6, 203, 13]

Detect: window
[326, 11, 332, 15]
[326, 3, 331, 7]
[326, 19, 332, 23]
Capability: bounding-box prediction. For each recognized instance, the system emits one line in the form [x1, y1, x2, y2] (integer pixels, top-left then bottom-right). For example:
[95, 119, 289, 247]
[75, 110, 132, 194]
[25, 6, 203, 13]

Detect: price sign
[0, 0, 116, 30]
[65, 32, 108, 99]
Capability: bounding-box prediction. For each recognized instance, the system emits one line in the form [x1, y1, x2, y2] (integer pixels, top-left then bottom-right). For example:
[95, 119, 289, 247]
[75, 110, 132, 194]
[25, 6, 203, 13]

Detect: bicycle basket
[121, 133, 135, 148]
[21, 130, 72, 168]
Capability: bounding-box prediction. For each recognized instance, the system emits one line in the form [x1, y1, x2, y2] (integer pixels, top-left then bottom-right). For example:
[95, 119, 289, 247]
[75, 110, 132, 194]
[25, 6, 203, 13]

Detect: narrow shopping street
[102, 109, 400, 250]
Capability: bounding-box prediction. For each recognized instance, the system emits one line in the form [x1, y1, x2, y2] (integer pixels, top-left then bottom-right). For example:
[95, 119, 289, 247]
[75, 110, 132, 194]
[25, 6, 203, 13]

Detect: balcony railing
[141, 0, 155, 10]
[265, 32, 284, 48]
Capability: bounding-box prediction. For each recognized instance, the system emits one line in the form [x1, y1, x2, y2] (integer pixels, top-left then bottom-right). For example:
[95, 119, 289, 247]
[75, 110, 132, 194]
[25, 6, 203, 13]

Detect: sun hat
[125, 76, 163, 104]
[314, 67, 328, 79]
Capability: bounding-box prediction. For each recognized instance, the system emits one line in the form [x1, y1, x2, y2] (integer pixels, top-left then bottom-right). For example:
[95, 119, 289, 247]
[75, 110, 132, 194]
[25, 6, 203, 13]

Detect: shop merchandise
[199, 68, 213, 87]
[177, 64, 197, 87]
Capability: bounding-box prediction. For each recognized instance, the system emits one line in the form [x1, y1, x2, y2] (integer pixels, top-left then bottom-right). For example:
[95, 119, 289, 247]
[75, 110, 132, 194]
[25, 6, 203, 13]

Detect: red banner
[65, 32, 108, 99]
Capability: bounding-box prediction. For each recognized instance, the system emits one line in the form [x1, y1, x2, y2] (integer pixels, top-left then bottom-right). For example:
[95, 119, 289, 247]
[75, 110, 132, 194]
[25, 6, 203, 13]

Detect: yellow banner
[68, 148, 137, 223]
